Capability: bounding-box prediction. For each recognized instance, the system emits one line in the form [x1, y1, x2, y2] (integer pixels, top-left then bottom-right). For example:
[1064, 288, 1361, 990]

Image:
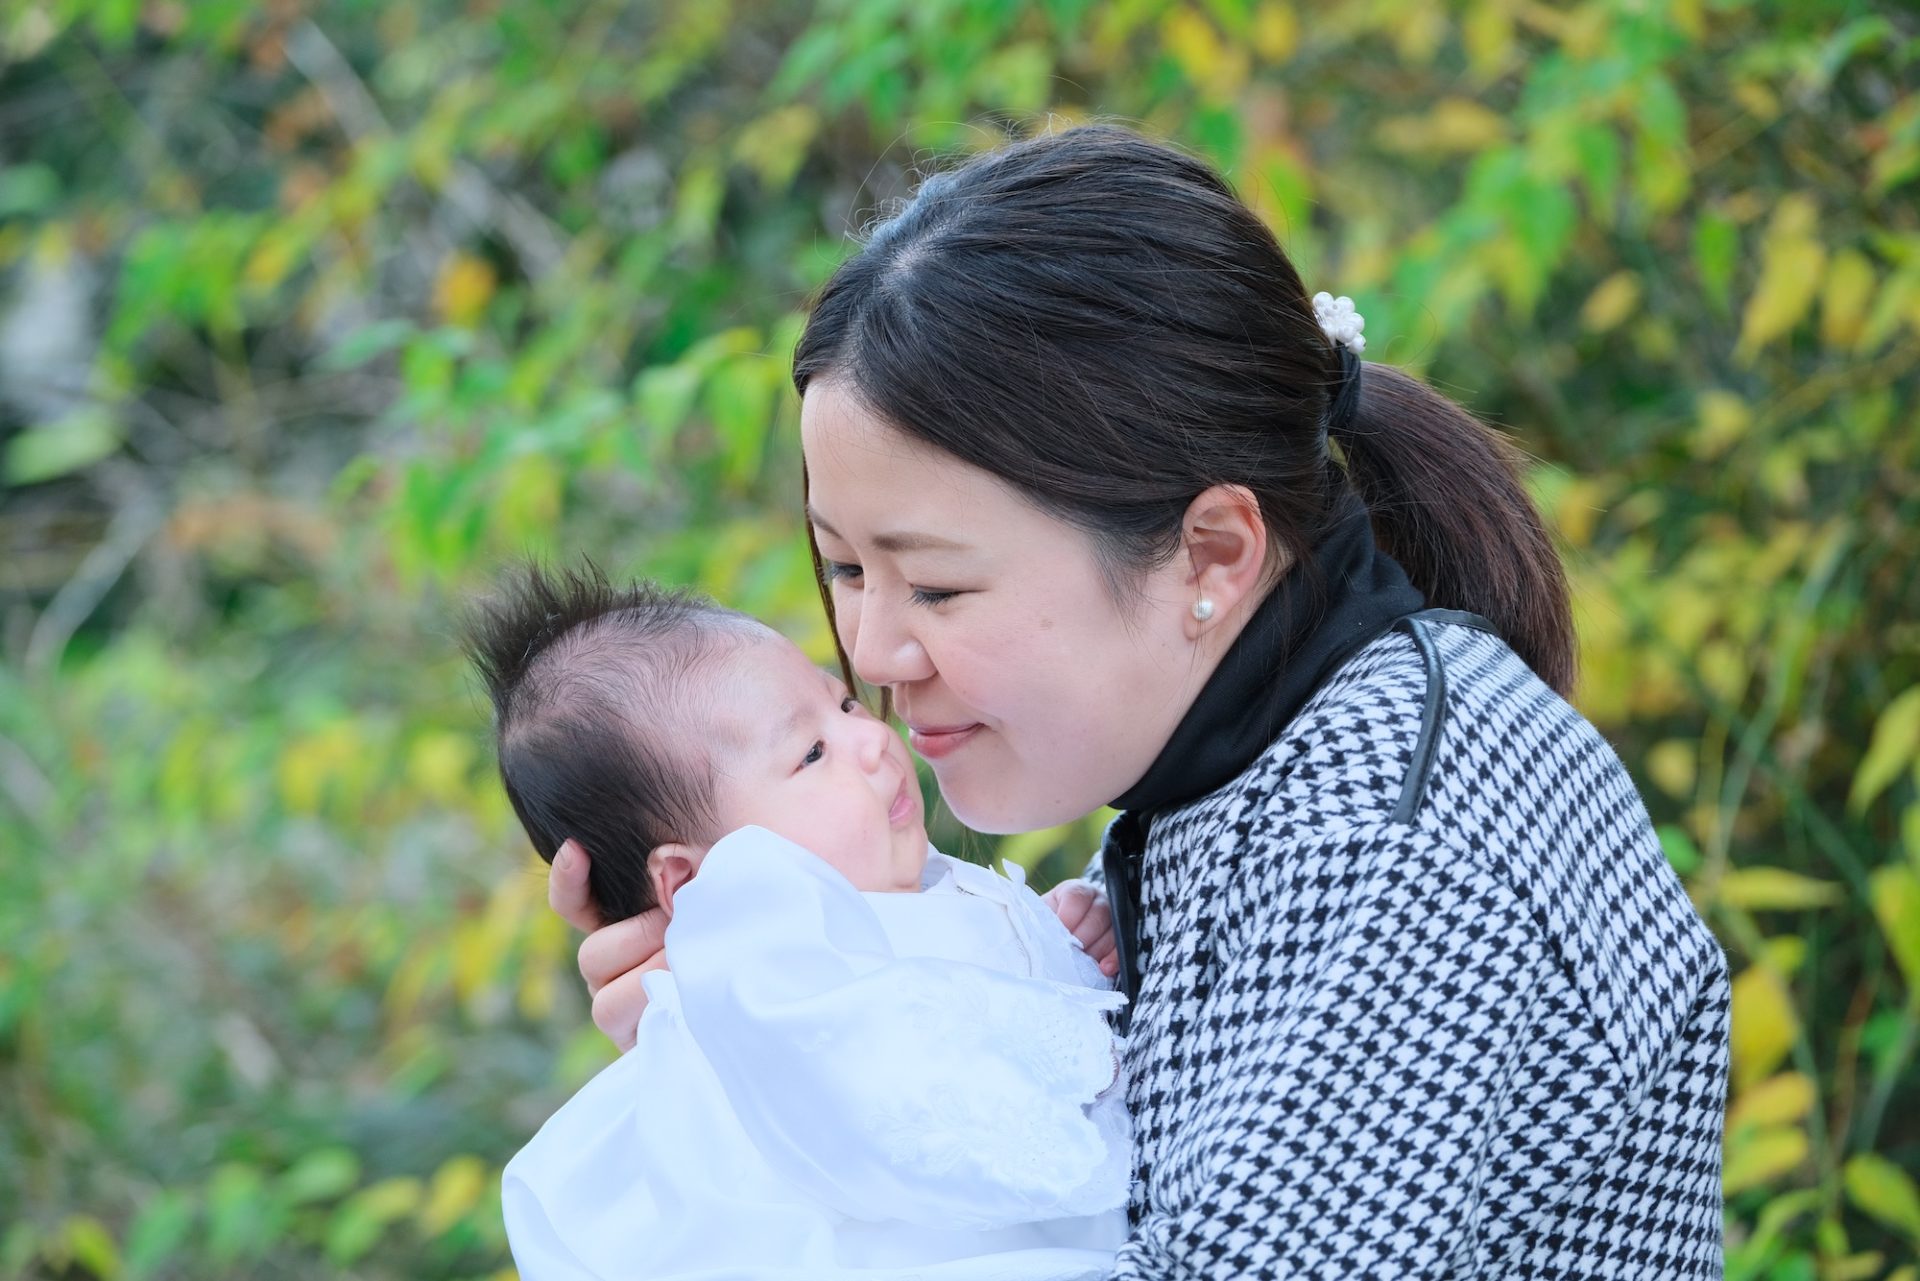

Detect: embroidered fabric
[502, 826, 1130, 1280]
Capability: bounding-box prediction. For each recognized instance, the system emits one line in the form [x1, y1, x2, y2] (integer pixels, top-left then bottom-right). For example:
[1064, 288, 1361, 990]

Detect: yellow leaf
[1251, 1, 1298, 61]
[1161, 9, 1247, 97]
[1580, 271, 1641, 333]
[494, 452, 565, 546]
[418, 1155, 487, 1237]
[1828, 1251, 1888, 1281]
[1462, 0, 1515, 79]
[1393, 3, 1447, 63]
[1718, 867, 1844, 911]
[407, 731, 475, 806]
[1770, 191, 1820, 241]
[732, 104, 820, 191]
[451, 919, 494, 1004]
[1732, 80, 1780, 124]
[61, 1215, 121, 1279]
[1821, 249, 1877, 348]
[1727, 1071, 1816, 1131]
[1844, 1153, 1920, 1241]
[1692, 389, 1751, 460]
[243, 233, 299, 291]
[1871, 865, 1920, 995]
[1859, 263, 1920, 353]
[1646, 739, 1696, 799]
[346, 1176, 423, 1224]
[1851, 686, 1920, 813]
[516, 932, 560, 1022]
[1730, 963, 1797, 1089]
[1379, 98, 1507, 155]
[1737, 238, 1825, 361]
[433, 253, 496, 327]
[1722, 1123, 1807, 1195]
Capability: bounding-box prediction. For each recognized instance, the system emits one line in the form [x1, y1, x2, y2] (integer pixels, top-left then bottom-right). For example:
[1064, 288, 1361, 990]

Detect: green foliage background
[1, 0, 1916, 1275]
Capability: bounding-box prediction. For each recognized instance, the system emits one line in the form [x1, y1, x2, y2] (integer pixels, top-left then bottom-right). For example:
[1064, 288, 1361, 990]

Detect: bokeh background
[1, 0, 1916, 1276]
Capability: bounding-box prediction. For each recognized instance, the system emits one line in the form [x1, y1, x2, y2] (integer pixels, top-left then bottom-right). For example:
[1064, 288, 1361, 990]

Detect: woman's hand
[1042, 878, 1118, 978]
[548, 839, 669, 1052]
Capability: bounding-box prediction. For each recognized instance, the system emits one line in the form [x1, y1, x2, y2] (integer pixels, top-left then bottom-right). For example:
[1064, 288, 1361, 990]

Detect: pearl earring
[1191, 599, 1215, 622]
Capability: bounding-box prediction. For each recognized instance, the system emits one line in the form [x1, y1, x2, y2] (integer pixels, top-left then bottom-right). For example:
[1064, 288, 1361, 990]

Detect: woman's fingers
[576, 909, 670, 997]
[547, 840, 604, 934]
[589, 957, 666, 1053]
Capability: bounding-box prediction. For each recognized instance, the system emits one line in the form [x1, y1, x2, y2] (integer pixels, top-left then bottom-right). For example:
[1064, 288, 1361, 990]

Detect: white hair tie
[1312, 292, 1367, 355]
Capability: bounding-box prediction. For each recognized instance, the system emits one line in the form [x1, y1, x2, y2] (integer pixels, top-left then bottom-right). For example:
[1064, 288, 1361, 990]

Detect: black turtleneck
[1100, 490, 1425, 1002]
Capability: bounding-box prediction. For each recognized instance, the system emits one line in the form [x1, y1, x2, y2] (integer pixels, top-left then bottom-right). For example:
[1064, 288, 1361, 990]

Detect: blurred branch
[0, 732, 55, 835]
[284, 19, 569, 280]
[24, 467, 165, 676]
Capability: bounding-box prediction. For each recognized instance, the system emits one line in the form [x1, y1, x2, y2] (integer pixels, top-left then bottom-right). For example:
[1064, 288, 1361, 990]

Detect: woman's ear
[647, 843, 703, 919]
[1180, 483, 1279, 635]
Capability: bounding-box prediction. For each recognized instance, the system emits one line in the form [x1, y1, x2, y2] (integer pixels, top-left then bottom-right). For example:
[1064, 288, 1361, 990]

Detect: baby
[465, 562, 1130, 1281]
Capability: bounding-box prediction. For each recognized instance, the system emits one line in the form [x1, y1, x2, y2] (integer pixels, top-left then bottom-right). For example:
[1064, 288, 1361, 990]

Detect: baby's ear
[647, 843, 702, 918]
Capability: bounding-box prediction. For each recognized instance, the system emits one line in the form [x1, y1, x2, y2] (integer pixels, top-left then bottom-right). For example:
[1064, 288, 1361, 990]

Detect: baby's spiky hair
[462, 560, 763, 921]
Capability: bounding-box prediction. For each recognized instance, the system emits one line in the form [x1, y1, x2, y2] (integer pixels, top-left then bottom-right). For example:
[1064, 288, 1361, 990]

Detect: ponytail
[1334, 363, 1576, 695]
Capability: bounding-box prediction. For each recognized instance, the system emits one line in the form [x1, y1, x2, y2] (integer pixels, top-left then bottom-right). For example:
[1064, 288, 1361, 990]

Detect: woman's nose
[848, 593, 933, 689]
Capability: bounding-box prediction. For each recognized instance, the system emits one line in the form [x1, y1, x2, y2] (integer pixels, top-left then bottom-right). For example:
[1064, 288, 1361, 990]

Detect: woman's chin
[936, 783, 1082, 837]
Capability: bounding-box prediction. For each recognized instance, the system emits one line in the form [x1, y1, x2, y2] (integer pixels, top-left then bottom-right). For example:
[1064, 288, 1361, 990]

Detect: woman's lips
[908, 723, 982, 760]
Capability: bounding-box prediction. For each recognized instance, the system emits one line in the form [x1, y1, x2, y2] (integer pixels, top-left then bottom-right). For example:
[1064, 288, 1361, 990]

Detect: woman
[548, 125, 1728, 1276]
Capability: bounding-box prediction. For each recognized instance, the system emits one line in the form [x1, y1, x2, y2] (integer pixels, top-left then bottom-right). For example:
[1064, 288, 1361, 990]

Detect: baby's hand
[1042, 878, 1118, 978]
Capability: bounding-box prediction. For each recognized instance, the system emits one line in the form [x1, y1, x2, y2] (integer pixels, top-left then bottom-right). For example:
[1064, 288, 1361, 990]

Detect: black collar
[1111, 490, 1425, 813]
[1101, 490, 1425, 1003]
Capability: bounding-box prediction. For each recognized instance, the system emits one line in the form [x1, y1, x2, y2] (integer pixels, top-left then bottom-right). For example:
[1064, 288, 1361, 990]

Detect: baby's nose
[852, 716, 891, 768]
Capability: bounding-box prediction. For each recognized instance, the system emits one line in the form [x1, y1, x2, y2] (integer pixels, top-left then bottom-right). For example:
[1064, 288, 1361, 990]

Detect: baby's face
[703, 633, 928, 893]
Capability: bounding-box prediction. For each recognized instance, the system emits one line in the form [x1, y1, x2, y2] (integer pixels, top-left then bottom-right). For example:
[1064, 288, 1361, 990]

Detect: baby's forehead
[701, 631, 841, 743]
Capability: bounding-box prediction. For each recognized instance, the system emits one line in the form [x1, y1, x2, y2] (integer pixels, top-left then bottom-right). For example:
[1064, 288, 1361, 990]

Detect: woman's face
[800, 379, 1204, 834]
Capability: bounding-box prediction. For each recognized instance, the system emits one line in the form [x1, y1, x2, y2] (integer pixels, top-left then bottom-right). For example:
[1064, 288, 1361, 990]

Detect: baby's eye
[800, 740, 825, 768]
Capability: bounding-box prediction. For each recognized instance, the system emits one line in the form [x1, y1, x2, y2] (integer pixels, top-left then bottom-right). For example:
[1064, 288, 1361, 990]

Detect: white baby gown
[502, 825, 1131, 1281]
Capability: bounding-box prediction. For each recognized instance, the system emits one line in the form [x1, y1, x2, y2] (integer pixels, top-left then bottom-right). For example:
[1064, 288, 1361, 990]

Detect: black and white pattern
[1104, 617, 1728, 1278]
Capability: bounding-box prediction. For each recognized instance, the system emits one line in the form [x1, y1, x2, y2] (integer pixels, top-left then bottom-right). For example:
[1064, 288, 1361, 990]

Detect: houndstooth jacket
[1100, 610, 1729, 1278]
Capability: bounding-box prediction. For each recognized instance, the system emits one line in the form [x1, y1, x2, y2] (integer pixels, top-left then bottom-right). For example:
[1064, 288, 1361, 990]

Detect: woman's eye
[801, 740, 824, 767]
[909, 587, 959, 607]
[821, 561, 863, 585]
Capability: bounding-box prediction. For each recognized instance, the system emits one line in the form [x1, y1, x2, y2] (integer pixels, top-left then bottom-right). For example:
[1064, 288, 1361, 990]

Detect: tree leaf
[1730, 963, 1797, 1089]
[1718, 867, 1844, 911]
[1658, 824, 1702, 875]
[5, 408, 121, 485]
[1726, 1071, 1816, 1132]
[1870, 865, 1920, 996]
[1736, 198, 1827, 362]
[1820, 248, 1877, 348]
[1850, 686, 1920, 812]
[1722, 1123, 1808, 1196]
[1843, 1153, 1920, 1242]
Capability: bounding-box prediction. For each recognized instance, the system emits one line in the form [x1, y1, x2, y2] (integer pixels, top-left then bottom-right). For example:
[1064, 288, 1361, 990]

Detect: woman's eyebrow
[805, 507, 967, 553]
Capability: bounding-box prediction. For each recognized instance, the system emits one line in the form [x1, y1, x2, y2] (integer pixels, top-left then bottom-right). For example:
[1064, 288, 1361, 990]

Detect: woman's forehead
[801, 385, 1029, 544]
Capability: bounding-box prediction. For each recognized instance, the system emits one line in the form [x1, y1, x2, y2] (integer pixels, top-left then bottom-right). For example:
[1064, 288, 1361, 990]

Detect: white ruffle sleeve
[502, 826, 1129, 1281]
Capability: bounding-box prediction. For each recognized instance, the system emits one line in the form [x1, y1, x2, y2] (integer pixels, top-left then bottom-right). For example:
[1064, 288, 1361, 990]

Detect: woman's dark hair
[793, 124, 1574, 694]
[461, 561, 758, 921]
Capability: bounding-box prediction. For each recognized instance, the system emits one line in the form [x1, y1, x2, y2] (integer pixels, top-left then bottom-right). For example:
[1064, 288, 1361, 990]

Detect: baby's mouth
[887, 775, 915, 826]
